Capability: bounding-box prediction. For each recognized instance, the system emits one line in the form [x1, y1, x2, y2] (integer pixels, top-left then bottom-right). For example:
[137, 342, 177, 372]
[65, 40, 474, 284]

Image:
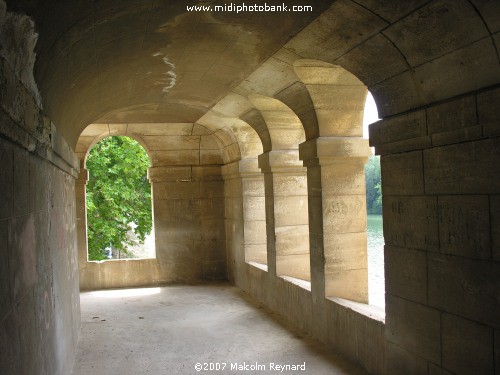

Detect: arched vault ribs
[248, 94, 311, 282]
[293, 60, 372, 303]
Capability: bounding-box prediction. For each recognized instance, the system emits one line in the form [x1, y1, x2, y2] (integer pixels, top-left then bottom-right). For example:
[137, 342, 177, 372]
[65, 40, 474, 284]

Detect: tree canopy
[365, 155, 382, 215]
[86, 136, 152, 261]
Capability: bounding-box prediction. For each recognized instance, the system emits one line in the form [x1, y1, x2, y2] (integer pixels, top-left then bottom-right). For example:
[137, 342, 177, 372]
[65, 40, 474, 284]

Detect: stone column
[300, 137, 371, 303]
[259, 150, 310, 281]
[222, 159, 267, 282]
[75, 163, 89, 274]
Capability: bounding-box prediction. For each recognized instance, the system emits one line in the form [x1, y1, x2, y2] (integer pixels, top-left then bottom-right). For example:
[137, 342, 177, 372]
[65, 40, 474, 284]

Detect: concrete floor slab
[73, 284, 367, 375]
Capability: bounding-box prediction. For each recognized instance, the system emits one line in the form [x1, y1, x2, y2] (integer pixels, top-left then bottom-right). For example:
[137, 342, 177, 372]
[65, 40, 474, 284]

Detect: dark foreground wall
[0, 5, 81, 372]
[0, 136, 80, 375]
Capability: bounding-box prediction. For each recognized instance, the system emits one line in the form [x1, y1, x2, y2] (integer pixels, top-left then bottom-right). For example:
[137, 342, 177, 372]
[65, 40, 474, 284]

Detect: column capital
[75, 167, 88, 185]
[299, 137, 371, 167]
[221, 159, 262, 180]
[258, 150, 305, 173]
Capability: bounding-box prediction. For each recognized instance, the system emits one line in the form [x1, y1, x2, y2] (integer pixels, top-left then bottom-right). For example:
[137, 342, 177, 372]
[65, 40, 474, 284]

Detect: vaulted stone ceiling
[5, 0, 334, 146]
[6, 0, 500, 150]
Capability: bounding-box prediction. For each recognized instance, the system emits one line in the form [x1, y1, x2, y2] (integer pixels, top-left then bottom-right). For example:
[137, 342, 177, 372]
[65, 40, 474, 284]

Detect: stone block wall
[0, 51, 80, 374]
[152, 165, 226, 282]
[77, 123, 227, 289]
[370, 87, 500, 374]
[223, 157, 386, 374]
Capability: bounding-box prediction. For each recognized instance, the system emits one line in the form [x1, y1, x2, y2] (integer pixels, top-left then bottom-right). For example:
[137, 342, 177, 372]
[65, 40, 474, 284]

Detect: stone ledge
[280, 275, 311, 291]
[247, 261, 268, 272]
[328, 296, 385, 323]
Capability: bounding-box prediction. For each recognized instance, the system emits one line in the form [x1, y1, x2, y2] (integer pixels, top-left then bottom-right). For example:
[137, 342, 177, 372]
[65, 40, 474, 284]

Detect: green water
[367, 215, 385, 308]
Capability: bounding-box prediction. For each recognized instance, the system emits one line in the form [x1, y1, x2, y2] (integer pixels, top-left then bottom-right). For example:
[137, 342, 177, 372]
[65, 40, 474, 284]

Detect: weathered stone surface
[385, 341, 428, 375]
[414, 37, 500, 104]
[383, 195, 439, 251]
[496, 329, 500, 375]
[375, 135, 432, 155]
[0, 138, 13, 220]
[385, 294, 441, 363]
[300, 137, 371, 162]
[369, 71, 425, 118]
[241, 177, 265, 197]
[322, 195, 366, 234]
[427, 95, 477, 134]
[245, 244, 267, 264]
[320, 163, 366, 195]
[442, 313, 494, 375]
[243, 196, 265, 222]
[200, 149, 224, 164]
[0, 219, 11, 320]
[428, 253, 500, 327]
[431, 124, 482, 147]
[325, 268, 368, 302]
[438, 195, 491, 259]
[380, 151, 424, 195]
[478, 86, 500, 124]
[384, 0, 488, 67]
[202, 260, 227, 280]
[150, 150, 200, 166]
[275, 225, 309, 256]
[148, 166, 192, 182]
[470, 0, 500, 33]
[306, 85, 365, 110]
[154, 181, 199, 200]
[424, 138, 500, 194]
[243, 220, 267, 245]
[353, 0, 431, 23]
[326, 297, 385, 373]
[385, 245, 427, 304]
[272, 173, 307, 196]
[141, 135, 200, 151]
[0, 304, 21, 374]
[369, 110, 426, 146]
[429, 363, 454, 375]
[157, 242, 195, 264]
[276, 253, 310, 280]
[491, 195, 500, 261]
[285, 0, 388, 62]
[273, 196, 309, 226]
[335, 33, 408, 87]
[192, 166, 222, 180]
[323, 232, 367, 272]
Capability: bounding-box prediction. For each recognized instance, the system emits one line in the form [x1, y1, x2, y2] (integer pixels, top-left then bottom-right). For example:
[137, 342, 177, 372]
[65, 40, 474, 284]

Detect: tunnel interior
[1, 0, 500, 374]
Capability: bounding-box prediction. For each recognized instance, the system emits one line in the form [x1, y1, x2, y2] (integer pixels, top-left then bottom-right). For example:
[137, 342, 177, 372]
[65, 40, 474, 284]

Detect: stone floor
[73, 284, 368, 375]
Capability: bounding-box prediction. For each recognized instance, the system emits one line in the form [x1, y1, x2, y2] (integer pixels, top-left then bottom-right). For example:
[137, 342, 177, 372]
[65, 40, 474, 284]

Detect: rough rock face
[0, 0, 42, 108]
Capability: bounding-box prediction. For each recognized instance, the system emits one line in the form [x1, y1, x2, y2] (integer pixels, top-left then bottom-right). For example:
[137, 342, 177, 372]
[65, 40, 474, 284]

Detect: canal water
[367, 214, 385, 308]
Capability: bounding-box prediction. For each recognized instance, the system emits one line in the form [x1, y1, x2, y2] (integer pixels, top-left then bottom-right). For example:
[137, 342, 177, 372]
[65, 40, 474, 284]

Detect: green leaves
[365, 156, 382, 215]
[86, 136, 153, 261]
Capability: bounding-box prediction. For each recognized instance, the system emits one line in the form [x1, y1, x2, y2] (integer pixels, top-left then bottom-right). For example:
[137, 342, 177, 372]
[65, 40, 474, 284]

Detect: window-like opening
[85, 136, 155, 261]
[363, 92, 384, 308]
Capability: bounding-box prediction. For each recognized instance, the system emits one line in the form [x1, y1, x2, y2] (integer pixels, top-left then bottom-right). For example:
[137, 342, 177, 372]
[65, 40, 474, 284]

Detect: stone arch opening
[293, 59, 372, 303]
[75, 123, 228, 289]
[248, 93, 310, 282]
[84, 135, 155, 261]
[363, 92, 384, 308]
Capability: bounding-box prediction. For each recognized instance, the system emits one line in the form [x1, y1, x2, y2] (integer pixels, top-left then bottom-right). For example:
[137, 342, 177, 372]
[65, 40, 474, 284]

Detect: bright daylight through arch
[85, 136, 155, 261]
[363, 92, 384, 308]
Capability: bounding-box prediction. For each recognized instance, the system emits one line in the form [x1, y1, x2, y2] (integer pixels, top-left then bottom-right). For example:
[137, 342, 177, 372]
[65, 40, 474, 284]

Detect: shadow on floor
[73, 284, 368, 375]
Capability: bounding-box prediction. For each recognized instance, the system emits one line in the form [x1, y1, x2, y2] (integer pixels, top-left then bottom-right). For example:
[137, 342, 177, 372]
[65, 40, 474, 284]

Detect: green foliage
[365, 155, 382, 215]
[86, 136, 152, 261]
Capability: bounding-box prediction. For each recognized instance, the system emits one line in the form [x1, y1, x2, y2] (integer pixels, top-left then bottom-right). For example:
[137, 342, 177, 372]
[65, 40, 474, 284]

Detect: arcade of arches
[1, 0, 499, 374]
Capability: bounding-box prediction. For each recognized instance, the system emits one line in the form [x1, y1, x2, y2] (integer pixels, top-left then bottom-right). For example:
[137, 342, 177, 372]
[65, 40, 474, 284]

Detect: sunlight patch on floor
[89, 287, 161, 298]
